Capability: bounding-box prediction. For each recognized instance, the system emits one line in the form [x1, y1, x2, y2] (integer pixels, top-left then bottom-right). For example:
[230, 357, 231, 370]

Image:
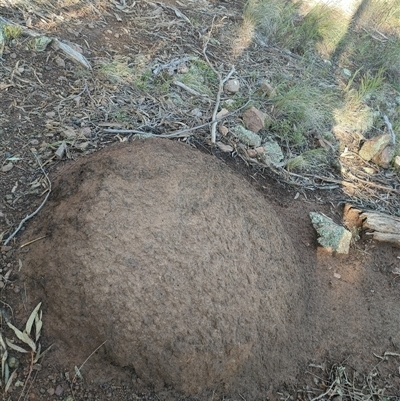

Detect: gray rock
[1, 163, 13, 172]
[310, 212, 352, 254]
[261, 141, 284, 167]
[259, 80, 276, 97]
[234, 126, 261, 147]
[359, 134, 391, 161]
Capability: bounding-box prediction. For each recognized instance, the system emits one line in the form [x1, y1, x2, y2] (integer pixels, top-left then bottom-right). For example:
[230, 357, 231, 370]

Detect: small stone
[55, 385, 64, 396]
[334, 272, 341, 279]
[224, 79, 240, 93]
[55, 142, 67, 159]
[247, 149, 258, 158]
[342, 68, 352, 77]
[1, 246, 12, 252]
[55, 57, 65, 68]
[218, 125, 229, 136]
[177, 63, 189, 74]
[394, 156, 400, 170]
[75, 142, 89, 151]
[30, 139, 39, 145]
[242, 106, 267, 133]
[1, 163, 13, 172]
[233, 126, 261, 147]
[359, 134, 391, 161]
[216, 108, 229, 119]
[259, 80, 276, 97]
[190, 108, 202, 118]
[372, 145, 395, 168]
[216, 142, 233, 153]
[47, 388, 55, 396]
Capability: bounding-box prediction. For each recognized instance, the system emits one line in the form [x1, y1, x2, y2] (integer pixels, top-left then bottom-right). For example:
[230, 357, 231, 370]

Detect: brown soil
[11, 139, 400, 401]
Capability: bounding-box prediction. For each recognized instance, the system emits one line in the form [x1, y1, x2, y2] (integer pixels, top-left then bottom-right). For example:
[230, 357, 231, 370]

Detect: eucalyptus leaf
[0, 332, 6, 350]
[4, 369, 16, 393]
[6, 338, 28, 353]
[26, 302, 42, 335]
[2, 349, 7, 381]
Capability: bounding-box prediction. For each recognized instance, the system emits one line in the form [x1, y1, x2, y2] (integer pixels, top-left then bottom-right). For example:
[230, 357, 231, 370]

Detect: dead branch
[202, 17, 236, 143]
[3, 154, 52, 246]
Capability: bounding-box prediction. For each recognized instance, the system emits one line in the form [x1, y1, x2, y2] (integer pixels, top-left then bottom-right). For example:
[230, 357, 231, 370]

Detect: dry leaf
[4, 369, 17, 393]
[5, 338, 28, 354]
[26, 302, 42, 335]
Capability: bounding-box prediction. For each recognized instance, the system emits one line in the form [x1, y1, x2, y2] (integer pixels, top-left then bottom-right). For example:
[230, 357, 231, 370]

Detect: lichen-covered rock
[310, 212, 352, 254]
[261, 140, 284, 166]
[234, 125, 262, 147]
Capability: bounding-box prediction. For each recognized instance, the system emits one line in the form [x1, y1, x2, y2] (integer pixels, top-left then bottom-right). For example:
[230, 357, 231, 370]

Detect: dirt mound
[19, 139, 308, 395]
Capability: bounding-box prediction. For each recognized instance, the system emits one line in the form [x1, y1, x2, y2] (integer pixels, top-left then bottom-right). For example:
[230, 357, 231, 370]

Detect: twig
[20, 236, 47, 249]
[383, 115, 396, 145]
[310, 380, 337, 401]
[202, 17, 236, 143]
[3, 154, 52, 246]
[101, 101, 250, 137]
[172, 80, 210, 100]
[74, 340, 107, 381]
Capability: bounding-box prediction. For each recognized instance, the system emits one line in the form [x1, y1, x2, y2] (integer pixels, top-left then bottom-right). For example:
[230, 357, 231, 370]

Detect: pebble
[1, 163, 14, 172]
[218, 125, 229, 136]
[224, 79, 240, 93]
[47, 388, 55, 396]
[55, 57, 66, 68]
[55, 385, 64, 396]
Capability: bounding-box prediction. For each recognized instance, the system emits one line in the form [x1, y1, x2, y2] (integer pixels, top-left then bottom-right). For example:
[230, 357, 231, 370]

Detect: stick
[20, 236, 47, 249]
[101, 101, 250, 137]
[3, 154, 52, 246]
[202, 17, 236, 143]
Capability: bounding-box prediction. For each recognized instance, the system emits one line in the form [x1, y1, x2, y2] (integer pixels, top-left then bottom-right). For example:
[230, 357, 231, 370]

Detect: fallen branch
[3, 154, 51, 246]
[202, 17, 236, 143]
[173, 80, 210, 101]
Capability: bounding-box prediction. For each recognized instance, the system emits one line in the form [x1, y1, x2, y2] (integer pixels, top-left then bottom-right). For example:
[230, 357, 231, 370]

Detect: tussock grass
[2, 24, 22, 40]
[177, 60, 218, 97]
[270, 79, 339, 147]
[286, 148, 329, 172]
